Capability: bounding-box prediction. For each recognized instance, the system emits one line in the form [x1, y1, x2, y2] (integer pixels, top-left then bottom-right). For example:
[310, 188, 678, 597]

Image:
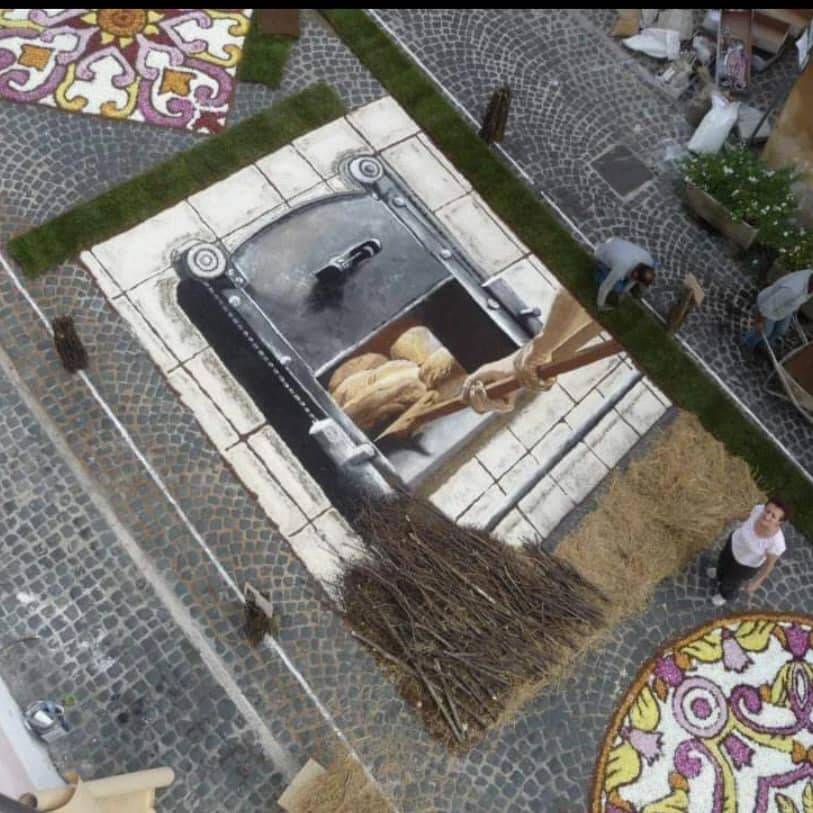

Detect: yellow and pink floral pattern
[592, 613, 813, 813]
[0, 9, 251, 132]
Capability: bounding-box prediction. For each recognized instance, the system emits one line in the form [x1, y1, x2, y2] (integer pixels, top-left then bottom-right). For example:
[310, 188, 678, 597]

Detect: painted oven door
[229, 192, 451, 375]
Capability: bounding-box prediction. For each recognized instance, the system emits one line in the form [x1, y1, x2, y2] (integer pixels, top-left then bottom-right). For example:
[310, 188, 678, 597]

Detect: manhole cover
[591, 144, 654, 199]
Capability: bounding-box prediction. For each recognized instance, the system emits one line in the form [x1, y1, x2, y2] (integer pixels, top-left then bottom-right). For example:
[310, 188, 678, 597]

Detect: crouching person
[595, 237, 657, 311]
[708, 497, 789, 607]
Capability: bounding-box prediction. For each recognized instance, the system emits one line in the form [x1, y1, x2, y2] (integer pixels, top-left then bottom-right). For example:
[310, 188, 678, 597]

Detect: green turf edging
[7, 83, 345, 277]
[322, 10, 813, 535]
[238, 12, 296, 88]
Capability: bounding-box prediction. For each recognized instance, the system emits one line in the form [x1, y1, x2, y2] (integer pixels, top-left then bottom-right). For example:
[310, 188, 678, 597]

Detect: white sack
[657, 9, 694, 40]
[688, 92, 740, 154]
[623, 28, 681, 60]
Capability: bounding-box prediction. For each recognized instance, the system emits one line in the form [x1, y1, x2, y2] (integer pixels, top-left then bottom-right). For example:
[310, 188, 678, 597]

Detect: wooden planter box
[685, 181, 759, 251]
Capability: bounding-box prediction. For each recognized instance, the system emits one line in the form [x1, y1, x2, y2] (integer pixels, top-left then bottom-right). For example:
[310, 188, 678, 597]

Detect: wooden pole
[377, 340, 623, 441]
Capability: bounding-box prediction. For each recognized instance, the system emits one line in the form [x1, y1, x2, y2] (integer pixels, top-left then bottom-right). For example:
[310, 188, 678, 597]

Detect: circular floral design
[592, 613, 813, 813]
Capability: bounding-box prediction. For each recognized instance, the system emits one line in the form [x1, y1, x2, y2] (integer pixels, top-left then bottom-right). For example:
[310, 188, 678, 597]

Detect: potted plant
[680, 147, 799, 251]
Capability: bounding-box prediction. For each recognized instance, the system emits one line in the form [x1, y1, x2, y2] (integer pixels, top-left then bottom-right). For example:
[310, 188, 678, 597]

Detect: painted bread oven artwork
[82, 99, 668, 579]
[80, 99, 669, 746]
[174, 153, 551, 497]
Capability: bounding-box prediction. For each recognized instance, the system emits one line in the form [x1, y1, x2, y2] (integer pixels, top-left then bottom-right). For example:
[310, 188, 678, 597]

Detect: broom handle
[409, 340, 622, 427]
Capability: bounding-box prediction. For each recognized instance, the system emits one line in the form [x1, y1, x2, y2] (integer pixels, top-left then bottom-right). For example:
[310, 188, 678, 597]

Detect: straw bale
[557, 411, 764, 620]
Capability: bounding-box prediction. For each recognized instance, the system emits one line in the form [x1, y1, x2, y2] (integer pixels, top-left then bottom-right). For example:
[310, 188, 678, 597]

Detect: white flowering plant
[775, 226, 813, 271]
[681, 147, 799, 249]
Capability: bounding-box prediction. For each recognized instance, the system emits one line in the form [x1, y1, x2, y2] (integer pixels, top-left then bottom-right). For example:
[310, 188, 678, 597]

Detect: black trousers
[716, 535, 760, 600]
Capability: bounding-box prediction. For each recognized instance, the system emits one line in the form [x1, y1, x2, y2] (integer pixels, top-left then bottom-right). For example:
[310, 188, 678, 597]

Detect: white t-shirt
[732, 504, 786, 567]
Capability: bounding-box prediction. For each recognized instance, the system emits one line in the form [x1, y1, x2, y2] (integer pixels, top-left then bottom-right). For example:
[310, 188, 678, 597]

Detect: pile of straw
[293, 754, 392, 813]
[557, 412, 764, 621]
[340, 498, 608, 747]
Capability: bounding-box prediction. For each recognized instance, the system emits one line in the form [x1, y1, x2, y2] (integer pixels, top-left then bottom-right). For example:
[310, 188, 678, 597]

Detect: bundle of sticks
[340, 498, 609, 746]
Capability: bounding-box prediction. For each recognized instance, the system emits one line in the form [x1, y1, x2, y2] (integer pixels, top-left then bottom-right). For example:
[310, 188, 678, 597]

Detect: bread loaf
[344, 365, 428, 431]
[390, 326, 442, 365]
[332, 359, 417, 408]
[420, 347, 466, 392]
[328, 352, 388, 395]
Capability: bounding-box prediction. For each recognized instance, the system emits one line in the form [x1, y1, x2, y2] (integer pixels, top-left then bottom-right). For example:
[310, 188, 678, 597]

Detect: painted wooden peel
[377, 340, 623, 441]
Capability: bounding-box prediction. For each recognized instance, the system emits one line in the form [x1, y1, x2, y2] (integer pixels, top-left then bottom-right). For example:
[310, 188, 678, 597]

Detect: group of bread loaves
[327, 326, 466, 433]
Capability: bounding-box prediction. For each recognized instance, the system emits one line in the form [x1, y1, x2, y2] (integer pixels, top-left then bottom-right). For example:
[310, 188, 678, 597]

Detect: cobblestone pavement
[1, 10, 812, 813]
[372, 8, 813, 477]
[0, 356, 293, 810]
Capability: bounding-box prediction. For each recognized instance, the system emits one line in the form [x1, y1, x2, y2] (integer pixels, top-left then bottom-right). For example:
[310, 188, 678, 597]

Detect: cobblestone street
[1, 9, 811, 812]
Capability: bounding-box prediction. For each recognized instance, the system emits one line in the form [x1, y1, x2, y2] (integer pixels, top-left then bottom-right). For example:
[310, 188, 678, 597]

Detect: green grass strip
[322, 10, 813, 534]
[7, 83, 346, 278]
[238, 12, 296, 89]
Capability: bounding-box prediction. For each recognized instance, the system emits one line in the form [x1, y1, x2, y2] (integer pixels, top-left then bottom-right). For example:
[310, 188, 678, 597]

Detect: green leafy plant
[238, 13, 297, 89]
[681, 147, 799, 249]
[774, 225, 813, 272]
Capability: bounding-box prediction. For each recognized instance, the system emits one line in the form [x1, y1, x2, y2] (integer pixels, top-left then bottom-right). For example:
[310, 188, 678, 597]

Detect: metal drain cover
[591, 144, 654, 199]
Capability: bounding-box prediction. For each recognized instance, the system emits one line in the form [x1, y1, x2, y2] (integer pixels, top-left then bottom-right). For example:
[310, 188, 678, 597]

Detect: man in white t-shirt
[707, 498, 789, 606]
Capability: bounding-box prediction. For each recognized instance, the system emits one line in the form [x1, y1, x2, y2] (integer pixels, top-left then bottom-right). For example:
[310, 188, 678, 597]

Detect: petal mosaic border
[591, 613, 813, 813]
[0, 8, 251, 133]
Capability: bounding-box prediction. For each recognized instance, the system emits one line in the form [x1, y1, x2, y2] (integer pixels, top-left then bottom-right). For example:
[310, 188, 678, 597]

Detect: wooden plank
[257, 10, 301, 38]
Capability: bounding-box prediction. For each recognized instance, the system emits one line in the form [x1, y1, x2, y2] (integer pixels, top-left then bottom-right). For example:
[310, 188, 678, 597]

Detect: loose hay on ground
[292, 754, 392, 813]
[557, 411, 765, 621]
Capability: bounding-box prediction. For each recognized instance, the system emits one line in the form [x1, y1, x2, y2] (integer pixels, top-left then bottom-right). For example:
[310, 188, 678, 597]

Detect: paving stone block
[92, 202, 214, 291]
[584, 408, 640, 468]
[80, 250, 122, 300]
[476, 428, 526, 480]
[497, 257, 560, 324]
[493, 509, 539, 548]
[596, 362, 641, 400]
[508, 384, 574, 449]
[617, 381, 668, 434]
[563, 388, 606, 434]
[549, 442, 609, 504]
[293, 118, 372, 178]
[128, 270, 208, 363]
[108, 295, 179, 374]
[436, 194, 524, 277]
[188, 165, 282, 238]
[429, 457, 493, 519]
[185, 348, 264, 436]
[458, 483, 506, 530]
[557, 338, 622, 402]
[255, 144, 324, 200]
[167, 367, 239, 453]
[646, 380, 672, 407]
[288, 509, 363, 591]
[530, 420, 573, 470]
[417, 132, 472, 191]
[223, 443, 307, 537]
[286, 182, 333, 207]
[381, 136, 468, 211]
[518, 475, 575, 539]
[347, 95, 420, 150]
[247, 426, 331, 520]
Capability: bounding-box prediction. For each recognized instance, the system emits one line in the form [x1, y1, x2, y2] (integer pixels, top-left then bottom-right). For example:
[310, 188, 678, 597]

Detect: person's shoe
[711, 593, 727, 607]
[706, 566, 717, 579]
